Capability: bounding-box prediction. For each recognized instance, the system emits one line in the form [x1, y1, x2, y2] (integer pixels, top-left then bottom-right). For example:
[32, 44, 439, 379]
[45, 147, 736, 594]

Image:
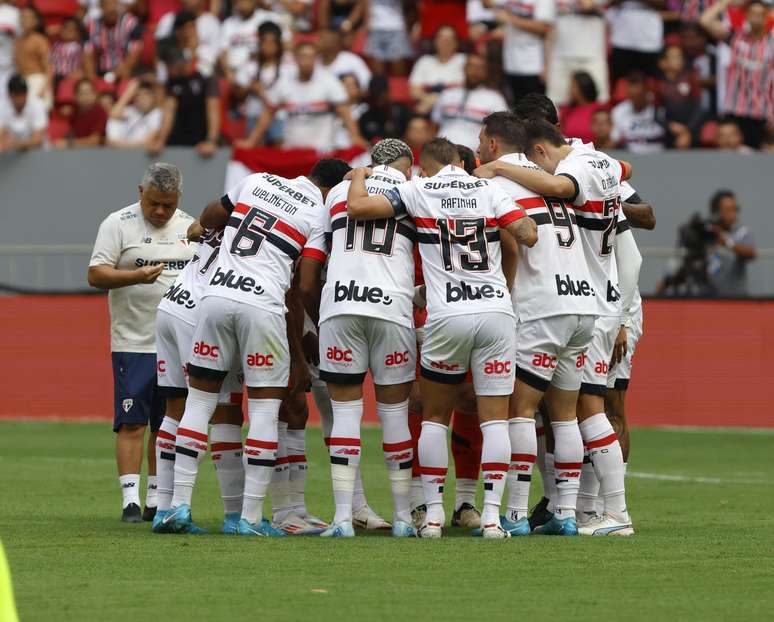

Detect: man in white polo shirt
[88, 162, 195, 523]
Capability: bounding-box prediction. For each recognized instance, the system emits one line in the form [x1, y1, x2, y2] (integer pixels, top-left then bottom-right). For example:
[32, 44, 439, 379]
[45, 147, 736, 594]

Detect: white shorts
[581, 315, 621, 396]
[514, 314, 596, 392]
[189, 297, 289, 388]
[156, 310, 243, 405]
[420, 312, 516, 397]
[607, 306, 643, 390]
[318, 315, 416, 386]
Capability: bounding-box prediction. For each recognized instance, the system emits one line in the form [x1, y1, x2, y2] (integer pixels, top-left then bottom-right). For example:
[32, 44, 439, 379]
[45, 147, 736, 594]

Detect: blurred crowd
[1, 0, 774, 155]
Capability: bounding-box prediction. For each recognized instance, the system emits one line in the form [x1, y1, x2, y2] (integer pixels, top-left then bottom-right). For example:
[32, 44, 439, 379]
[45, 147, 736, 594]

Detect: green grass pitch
[1, 421, 773, 621]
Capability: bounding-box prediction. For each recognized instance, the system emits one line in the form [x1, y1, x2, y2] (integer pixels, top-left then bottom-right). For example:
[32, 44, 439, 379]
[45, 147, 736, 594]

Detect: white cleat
[481, 522, 512, 539]
[302, 514, 329, 530]
[576, 511, 601, 528]
[352, 504, 392, 530]
[417, 521, 443, 539]
[275, 514, 326, 535]
[320, 521, 356, 538]
[578, 513, 635, 536]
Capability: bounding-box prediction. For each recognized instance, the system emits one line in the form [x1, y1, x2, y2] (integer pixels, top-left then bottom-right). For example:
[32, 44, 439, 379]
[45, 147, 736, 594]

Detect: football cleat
[535, 515, 578, 536]
[575, 511, 600, 528]
[500, 515, 531, 537]
[528, 497, 552, 532]
[578, 514, 634, 536]
[411, 504, 427, 529]
[275, 514, 326, 536]
[320, 521, 356, 538]
[151, 509, 172, 533]
[222, 512, 241, 535]
[352, 504, 391, 530]
[451, 503, 481, 528]
[121, 503, 142, 523]
[162, 504, 208, 534]
[142, 505, 157, 522]
[237, 518, 287, 537]
[391, 520, 417, 538]
[416, 522, 443, 539]
[481, 522, 512, 539]
[302, 515, 329, 530]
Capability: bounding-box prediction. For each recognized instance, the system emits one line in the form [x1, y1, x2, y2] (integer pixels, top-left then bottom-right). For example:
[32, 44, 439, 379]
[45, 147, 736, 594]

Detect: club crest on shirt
[122, 399, 134, 413]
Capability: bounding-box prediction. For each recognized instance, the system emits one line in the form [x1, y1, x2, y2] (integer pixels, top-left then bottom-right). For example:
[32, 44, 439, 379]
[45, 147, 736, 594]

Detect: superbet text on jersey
[556, 146, 625, 317]
[320, 165, 416, 328]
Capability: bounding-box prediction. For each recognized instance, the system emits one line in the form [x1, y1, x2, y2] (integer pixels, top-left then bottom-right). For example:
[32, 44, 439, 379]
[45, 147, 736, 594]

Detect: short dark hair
[455, 144, 477, 174]
[710, 189, 736, 215]
[7, 74, 27, 95]
[717, 117, 741, 129]
[627, 70, 648, 85]
[571, 71, 598, 103]
[309, 158, 351, 189]
[258, 20, 282, 39]
[522, 120, 567, 152]
[481, 111, 525, 150]
[420, 137, 459, 167]
[173, 10, 196, 30]
[512, 92, 559, 126]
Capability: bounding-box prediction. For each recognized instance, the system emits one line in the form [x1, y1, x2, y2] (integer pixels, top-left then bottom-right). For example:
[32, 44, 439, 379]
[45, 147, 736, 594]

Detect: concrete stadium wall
[1, 148, 773, 295]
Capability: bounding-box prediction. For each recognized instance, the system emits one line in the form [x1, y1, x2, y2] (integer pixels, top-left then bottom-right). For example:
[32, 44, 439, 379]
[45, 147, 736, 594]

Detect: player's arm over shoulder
[492, 186, 538, 247]
[346, 167, 403, 220]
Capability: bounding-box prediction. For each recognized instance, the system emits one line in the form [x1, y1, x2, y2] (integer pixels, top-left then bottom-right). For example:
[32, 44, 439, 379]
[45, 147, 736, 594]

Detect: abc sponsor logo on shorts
[576, 352, 587, 369]
[327, 346, 353, 363]
[194, 341, 219, 359]
[246, 353, 274, 367]
[385, 351, 410, 366]
[555, 274, 594, 297]
[333, 280, 393, 306]
[157, 360, 166, 373]
[430, 360, 460, 371]
[532, 353, 557, 369]
[484, 360, 511, 375]
[594, 360, 609, 375]
[210, 267, 265, 295]
[446, 281, 505, 303]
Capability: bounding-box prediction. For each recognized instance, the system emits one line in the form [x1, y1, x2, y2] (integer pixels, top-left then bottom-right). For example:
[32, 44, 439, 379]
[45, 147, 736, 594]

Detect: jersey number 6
[230, 207, 279, 258]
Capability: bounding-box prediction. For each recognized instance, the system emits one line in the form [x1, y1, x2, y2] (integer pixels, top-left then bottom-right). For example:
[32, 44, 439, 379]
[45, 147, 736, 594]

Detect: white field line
[627, 471, 772, 486]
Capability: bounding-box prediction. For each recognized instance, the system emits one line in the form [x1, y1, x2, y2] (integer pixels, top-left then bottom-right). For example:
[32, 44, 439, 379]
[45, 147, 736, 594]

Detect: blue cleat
[162, 504, 208, 534]
[320, 521, 356, 538]
[536, 515, 578, 536]
[500, 515, 531, 537]
[151, 509, 172, 533]
[223, 512, 241, 535]
[391, 520, 416, 538]
[237, 518, 287, 537]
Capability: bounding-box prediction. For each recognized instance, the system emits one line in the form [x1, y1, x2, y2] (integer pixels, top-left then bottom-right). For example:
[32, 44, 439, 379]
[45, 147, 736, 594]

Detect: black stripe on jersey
[575, 215, 611, 231]
[529, 212, 578, 226]
[265, 232, 300, 260]
[331, 217, 347, 232]
[397, 221, 417, 242]
[558, 173, 580, 203]
[624, 192, 643, 204]
[221, 195, 235, 214]
[416, 231, 500, 244]
[616, 219, 631, 234]
[324, 232, 333, 248]
[227, 216, 241, 229]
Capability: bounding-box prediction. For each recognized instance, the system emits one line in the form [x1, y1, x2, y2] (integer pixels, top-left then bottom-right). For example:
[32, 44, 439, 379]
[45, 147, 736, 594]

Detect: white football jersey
[385, 165, 525, 320]
[556, 148, 625, 317]
[490, 153, 596, 322]
[158, 228, 223, 326]
[320, 166, 416, 328]
[206, 173, 326, 314]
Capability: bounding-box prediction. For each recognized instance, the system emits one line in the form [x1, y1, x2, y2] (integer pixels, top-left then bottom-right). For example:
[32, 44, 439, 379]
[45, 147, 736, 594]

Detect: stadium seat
[387, 76, 411, 105]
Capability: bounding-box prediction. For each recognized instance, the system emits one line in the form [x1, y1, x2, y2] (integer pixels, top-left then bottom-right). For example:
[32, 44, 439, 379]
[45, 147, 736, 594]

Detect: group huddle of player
[152, 93, 653, 539]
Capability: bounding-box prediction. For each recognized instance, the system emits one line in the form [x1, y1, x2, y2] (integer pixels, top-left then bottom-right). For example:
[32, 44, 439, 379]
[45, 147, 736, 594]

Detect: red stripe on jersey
[287, 454, 307, 463]
[414, 217, 438, 229]
[233, 202, 250, 215]
[383, 439, 414, 452]
[510, 453, 537, 463]
[554, 461, 583, 469]
[301, 247, 327, 263]
[573, 200, 605, 214]
[210, 442, 242, 452]
[274, 220, 307, 246]
[617, 160, 626, 182]
[157, 429, 175, 441]
[419, 466, 447, 476]
[586, 433, 618, 450]
[497, 209, 526, 227]
[177, 428, 207, 442]
[330, 201, 347, 216]
[328, 437, 361, 446]
[481, 462, 510, 472]
[516, 196, 545, 210]
[245, 438, 278, 449]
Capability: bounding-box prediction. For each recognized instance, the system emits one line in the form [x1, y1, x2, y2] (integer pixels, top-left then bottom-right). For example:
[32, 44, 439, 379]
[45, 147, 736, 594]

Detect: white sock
[544, 452, 557, 512]
[210, 423, 244, 516]
[171, 388, 218, 509]
[454, 479, 477, 511]
[286, 428, 308, 517]
[119, 474, 141, 509]
[577, 448, 600, 516]
[506, 417, 536, 522]
[535, 411, 548, 496]
[410, 477, 424, 510]
[418, 421, 448, 527]
[145, 475, 157, 509]
[377, 400, 413, 525]
[480, 420, 510, 527]
[329, 399, 363, 524]
[241, 398, 281, 524]
[551, 420, 583, 519]
[155, 416, 178, 512]
[579, 413, 629, 521]
[271, 421, 292, 523]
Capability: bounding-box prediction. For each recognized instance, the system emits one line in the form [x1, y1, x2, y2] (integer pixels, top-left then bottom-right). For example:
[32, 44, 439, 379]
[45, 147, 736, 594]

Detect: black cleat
[142, 505, 157, 522]
[528, 497, 552, 532]
[122, 503, 142, 523]
[451, 502, 481, 528]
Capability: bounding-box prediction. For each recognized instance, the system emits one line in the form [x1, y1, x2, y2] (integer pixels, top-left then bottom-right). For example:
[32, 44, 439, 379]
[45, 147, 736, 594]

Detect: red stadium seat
[387, 76, 411, 105]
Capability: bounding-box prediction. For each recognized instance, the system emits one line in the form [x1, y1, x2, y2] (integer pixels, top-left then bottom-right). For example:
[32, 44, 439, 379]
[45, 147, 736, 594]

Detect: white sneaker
[274, 514, 326, 535]
[578, 513, 634, 536]
[352, 504, 391, 530]
[417, 521, 443, 539]
[481, 522, 511, 539]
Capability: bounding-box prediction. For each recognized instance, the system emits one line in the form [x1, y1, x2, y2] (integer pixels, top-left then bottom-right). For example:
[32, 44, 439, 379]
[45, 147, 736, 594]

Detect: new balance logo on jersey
[246, 353, 274, 367]
[326, 347, 353, 362]
[194, 341, 219, 359]
[532, 353, 557, 370]
[210, 267, 264, 295]
[385, 351, 410, 366]
[607, 281, 620, 303]
[430, 360, 460, 371]
[484, 360, 511, 375]
[333, 280, 393, 306]
[555, 274, 594, 297]
[446, 281, 505, 303]
[162, 283, 196, 309]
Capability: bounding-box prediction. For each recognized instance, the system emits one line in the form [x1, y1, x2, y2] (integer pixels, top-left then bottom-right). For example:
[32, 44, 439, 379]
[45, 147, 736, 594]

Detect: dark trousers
[508, 74, 544, 105]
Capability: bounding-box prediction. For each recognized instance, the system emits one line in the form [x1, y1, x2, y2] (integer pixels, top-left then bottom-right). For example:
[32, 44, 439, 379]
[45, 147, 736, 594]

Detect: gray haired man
[88, 162, 195, 523]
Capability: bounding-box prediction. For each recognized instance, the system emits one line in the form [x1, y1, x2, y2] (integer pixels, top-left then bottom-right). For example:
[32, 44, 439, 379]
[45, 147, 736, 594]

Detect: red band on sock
[328, 437, 361, 446]
[287, 454, 307, 463]
[245, 438, 278, 449]
[510, 453, 537, 463]
[383, 439, 413, 452]
[324, 437, 331, 446]
[586, 433, 618, 450]
[481, 462, 509, 472]
[178, 428, 207, 442]
[554, 461, 583, 469]
[157, 429, 176, 441]
[210, 442, 242, 452]
[276, 456, 289, 465]
[419, 466, 448, 476]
